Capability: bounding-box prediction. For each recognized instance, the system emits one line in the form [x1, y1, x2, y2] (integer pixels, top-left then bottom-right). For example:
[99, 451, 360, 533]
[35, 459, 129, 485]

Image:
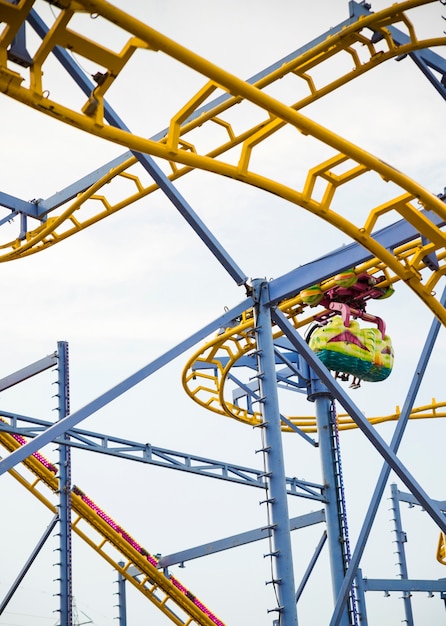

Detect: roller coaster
[0, 1, 445, 625]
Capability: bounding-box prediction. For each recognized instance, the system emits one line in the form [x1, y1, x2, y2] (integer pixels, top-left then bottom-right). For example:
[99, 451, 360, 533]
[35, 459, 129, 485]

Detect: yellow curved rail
[292, 400, 446, 434]
[0, 1, 445, 322]
[182, 254, 445, 429]
[0, 424, 225, 626]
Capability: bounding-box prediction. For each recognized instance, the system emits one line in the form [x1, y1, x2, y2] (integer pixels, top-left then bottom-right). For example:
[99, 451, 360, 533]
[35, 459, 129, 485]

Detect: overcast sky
[0, 1, 445, 625]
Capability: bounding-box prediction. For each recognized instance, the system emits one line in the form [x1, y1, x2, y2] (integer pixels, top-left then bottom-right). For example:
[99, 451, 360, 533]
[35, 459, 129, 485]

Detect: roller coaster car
[304, 270, 394, 387]
[322, 271, 394, 310]
[301, 271, 394, 309]
[308, 313, 394, 387]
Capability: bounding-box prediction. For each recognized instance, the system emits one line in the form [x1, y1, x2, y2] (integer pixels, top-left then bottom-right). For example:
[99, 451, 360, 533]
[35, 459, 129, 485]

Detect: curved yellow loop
[0, 1, 444, 327]
[182, 256, 445, 430]
[2, 3, 445, 426]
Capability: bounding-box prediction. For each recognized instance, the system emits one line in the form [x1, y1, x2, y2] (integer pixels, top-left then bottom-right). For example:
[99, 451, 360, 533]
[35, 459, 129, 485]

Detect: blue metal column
[115, 563, 127, 626]
[311, 387, 351, 626]
[389, 484, 414, 625]
[252, 279, 298, 626]
[55, 341, 72, 626]
[354, 569, 368, 626]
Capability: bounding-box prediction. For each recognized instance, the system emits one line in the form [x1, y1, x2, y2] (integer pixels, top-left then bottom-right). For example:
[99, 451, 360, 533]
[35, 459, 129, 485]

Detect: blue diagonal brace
[0, 514, 59, 615]
[27, 7, 361, 215]
[131, 150, 248, 285]
[0, 298, 252, 476]
[27, 10, 247, 287]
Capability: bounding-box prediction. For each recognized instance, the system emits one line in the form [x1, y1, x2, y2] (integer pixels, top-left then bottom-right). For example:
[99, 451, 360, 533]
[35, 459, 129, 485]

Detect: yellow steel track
[0, 1, 445, 325]
[0, 424, 225, 626]
[0, 0, 444, 439]
[181, 254, 445, 429]
[0, 0, 445, 596]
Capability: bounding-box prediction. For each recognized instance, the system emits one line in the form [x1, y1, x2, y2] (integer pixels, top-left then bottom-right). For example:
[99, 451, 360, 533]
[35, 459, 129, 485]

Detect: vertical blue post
[56, 341, 72, 626]
[312, 390, 351, 626]
[115, 563, 127, 626]
[355, 569, 368, 625]
[252, 279, 298, 626]
[390, 484, 414, 625]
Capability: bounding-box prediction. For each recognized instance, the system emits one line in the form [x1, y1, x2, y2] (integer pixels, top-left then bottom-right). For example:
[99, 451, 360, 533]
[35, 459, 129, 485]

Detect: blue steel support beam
[8, 20, 33, 67]
[295, 531, 327, 603]
[27, 10, 247, 287]
[227, 370, 317, 446]
[252, 278, 298, 626]
[0, 352, 57, 392]
[33, 153, 137, 216]
[131, 151, 248, 285]
[354, 569, 368, 626]
[389, 483, 414, 626]
[313, 393, 350, 626]
[267, 207, 445, 306]
[362, 579, 446, 593]
[116, 563, 127, 626]
[271, 307, 446, 534]
[396, 490, 446, 511]
[409, 49, 446, 100]
[55, 341, 72, 626]
[0, 413, 324, 500]
[23, 6, 361, 216]
[0, 191, 38, 216]
[328, 283, 446, 626]
[157, 510, 325, 569]
[0, 298, 251, 475]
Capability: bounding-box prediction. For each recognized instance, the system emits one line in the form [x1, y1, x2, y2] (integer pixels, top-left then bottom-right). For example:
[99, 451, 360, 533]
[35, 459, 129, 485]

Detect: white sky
[0, 1, 445, 625]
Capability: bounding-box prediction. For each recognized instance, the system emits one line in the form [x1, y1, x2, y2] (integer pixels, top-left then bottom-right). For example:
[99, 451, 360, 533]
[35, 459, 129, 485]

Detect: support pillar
[252, 279, 298, 626]
[115, 562, 127, 626]
[355, 569, 368, 625]
[390, 484, 414, 625]
[56, 341, 72, 626]
[312, 389, 351, 626]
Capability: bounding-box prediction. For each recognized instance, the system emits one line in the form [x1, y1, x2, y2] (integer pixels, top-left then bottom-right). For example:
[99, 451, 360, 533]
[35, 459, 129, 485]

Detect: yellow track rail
[0, 0, 444, 591]
[0, 425, 225, 626]
[0, 1, 445, 320]
[182, 253, 445, 429]
[287, 400, 446, 434]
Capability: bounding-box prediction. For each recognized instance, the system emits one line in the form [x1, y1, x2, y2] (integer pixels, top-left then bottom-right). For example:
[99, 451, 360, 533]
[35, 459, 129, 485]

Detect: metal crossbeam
[363, 579, 446, 593]
[0, 414, 324, 501]
[157, 510, 326, 568]
[0, 353, 57, 392]
[268, 207, 446, 305]
[0, 299, 251, 476]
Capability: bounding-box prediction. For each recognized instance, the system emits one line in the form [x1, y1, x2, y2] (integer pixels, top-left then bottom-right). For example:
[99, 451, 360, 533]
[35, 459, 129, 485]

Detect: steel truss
[0, 1, 445, 625]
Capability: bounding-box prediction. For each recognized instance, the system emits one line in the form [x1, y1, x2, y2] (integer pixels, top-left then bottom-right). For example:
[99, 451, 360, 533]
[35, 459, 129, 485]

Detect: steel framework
[0, 1, 445, 625]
